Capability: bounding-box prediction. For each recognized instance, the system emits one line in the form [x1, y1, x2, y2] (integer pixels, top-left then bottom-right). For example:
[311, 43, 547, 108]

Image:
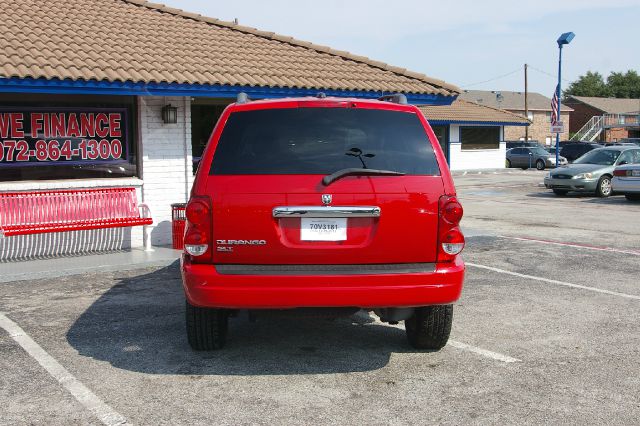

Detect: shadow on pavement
[66, 261, 416, 376]
[526, 191, 627, 202]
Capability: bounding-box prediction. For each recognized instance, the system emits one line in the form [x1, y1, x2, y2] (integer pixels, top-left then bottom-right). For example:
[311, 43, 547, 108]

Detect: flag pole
[555, 45, 562, 168]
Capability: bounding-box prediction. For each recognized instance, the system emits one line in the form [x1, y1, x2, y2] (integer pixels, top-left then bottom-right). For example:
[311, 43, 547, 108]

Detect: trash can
[171, 203, 187, 250]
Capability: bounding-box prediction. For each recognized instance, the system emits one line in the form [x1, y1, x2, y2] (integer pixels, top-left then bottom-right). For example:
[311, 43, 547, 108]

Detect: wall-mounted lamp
[161, 104, 178, 124]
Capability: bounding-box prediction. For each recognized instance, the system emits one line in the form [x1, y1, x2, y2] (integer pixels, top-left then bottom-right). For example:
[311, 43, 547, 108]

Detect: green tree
[607, 70, 640, 98]
[563, 71, 609, 98]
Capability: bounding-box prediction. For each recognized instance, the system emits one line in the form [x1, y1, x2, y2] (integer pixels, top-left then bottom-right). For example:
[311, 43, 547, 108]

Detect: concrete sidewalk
[450, 168, 542, 176]
[0, 247, 181, 283]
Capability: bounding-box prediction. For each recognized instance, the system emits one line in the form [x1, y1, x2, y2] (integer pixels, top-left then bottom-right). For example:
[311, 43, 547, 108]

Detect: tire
[553, 189, 569, 196]
[536, 159, 545, 170]
[405, 305, 453, 350]
[596, 175, 612, 198]
[186, 300, 229, 350]
[505, 159, 511, 168]
[625, 194, 640, 201]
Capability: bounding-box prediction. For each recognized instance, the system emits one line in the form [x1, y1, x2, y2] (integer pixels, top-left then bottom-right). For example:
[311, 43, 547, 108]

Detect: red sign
[0, 108, 128, 166]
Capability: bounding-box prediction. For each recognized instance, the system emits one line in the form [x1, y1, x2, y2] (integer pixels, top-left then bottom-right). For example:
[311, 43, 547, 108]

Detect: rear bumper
[181, 256, 465, 309]
[612, 177, 640, 193]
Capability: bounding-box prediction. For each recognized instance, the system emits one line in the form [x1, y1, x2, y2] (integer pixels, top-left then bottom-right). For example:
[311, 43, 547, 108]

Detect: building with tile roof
[1, 0, 459, 102]
[0, 0, 464, 260]
[564, 96, 640, 142]
[459, 90, 573, 145]
[419, 100, 530, 170]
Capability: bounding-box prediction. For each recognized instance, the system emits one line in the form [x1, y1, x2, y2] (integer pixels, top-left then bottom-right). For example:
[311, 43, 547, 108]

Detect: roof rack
[236, 92, 251, 104]
[378, 94, 408, 105]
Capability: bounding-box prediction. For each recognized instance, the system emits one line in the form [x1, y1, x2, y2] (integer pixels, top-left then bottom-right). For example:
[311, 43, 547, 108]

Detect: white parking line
[498, 235, 640, 257]
[467, 262, 640, 301]
[0, 313, 129, 426]
[448, 340, 520, 363]
[386, 323, 520, 363]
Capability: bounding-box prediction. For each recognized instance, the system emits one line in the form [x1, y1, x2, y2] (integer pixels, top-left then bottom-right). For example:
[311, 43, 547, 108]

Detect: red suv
[181, 94, 465, 351]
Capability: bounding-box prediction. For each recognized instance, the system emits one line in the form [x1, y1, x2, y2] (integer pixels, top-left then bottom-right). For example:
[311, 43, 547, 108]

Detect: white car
[612, 163, 640, 201]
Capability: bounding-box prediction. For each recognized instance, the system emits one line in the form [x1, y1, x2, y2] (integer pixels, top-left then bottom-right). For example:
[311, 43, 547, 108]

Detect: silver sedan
[506, 147, 567, 170]
[544, 147, 640, 197]
[612, 163, 640, 201]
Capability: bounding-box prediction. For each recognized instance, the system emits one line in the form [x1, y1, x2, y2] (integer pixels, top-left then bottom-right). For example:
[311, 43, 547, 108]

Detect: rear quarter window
[209, 107, 440, 175]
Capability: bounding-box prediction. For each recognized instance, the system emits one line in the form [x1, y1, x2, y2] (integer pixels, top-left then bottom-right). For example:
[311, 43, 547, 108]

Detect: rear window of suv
[210, 107, 440, 175]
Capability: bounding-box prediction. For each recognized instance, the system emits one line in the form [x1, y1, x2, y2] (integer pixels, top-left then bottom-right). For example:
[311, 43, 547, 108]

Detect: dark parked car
[559, 143, 601, 163]
[506, 146, 567, 170]
[506, 141, 541, 149]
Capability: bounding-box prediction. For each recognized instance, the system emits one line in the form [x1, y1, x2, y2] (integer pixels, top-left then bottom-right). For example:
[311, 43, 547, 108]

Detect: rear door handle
[272, 206, 381, 218]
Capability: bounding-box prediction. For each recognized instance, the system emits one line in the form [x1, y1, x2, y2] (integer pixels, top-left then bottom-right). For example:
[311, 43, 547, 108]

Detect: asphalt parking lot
[1, 169, 639, 425]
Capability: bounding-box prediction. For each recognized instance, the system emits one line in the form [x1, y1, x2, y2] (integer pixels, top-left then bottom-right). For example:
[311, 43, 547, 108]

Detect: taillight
[438, 195, 465, 262]
[613, 169, 629, 177]
[184, 196, 212, 261]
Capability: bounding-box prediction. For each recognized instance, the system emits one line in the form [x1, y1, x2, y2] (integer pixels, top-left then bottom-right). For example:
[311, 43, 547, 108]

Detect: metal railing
[571, 115, 603, 141]
[570, 113, 640, 141]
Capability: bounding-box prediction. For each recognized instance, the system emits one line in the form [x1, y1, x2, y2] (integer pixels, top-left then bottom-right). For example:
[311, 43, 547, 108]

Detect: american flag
[550, 84, 559, 125]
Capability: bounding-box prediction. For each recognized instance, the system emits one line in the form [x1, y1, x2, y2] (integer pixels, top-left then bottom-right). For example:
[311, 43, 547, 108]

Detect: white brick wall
[139, 96, 193, 246]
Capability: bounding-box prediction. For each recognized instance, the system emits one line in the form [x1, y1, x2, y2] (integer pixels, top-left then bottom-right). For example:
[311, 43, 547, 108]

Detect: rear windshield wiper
[322, 168, 405, 186]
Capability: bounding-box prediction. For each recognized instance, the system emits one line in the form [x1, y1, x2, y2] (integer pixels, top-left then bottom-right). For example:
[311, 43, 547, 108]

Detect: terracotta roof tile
[419, 99, 531, 125]
[0, 0, 459, 97]
[460, 90, 573, 112]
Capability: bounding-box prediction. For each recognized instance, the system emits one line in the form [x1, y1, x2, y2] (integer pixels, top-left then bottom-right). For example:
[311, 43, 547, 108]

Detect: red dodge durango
[181, 94, 465, 351]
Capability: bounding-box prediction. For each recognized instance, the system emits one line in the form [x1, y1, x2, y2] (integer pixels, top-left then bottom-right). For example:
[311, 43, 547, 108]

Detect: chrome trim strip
[272, 206, 380, 218]
[215, 263, 436, 275]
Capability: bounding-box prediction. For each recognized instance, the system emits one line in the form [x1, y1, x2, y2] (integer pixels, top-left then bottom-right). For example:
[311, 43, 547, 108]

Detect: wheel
[405, 305, 453, 350]
[186, 300, 229, 350]
[625, 194, 640, 201]
[595, 176, 612, 198]
[553, 189, 569, 196]
[536, 160, 545, 170]
[505, 159, 511, 168]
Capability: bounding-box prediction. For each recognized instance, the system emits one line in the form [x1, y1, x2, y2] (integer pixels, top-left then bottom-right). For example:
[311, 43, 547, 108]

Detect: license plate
[300, 218, 347, 241]
[632, 170, 640, 177]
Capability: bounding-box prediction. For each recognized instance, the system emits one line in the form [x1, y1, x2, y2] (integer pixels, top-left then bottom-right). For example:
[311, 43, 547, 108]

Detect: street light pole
[555, 32, 575, 168]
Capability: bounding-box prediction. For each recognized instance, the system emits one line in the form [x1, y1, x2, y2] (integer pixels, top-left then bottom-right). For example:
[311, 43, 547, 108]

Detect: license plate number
[632, 170, 640, 177]
[300, 218, 347, 241]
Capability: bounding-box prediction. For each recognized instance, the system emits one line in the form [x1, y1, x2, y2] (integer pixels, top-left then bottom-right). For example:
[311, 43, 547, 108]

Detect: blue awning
[0, 77, 455, 106]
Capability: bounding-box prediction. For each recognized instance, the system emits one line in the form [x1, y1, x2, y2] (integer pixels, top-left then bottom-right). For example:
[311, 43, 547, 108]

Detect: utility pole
[524, 63, 529, 141]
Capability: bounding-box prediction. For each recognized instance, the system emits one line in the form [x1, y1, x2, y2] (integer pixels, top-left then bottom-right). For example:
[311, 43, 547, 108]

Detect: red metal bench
[0, 187, 152, 244]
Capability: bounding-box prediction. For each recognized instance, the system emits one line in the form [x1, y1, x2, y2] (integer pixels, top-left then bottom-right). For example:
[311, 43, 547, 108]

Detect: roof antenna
[378, 93, 408, 105]
[236, 92, 250, 104]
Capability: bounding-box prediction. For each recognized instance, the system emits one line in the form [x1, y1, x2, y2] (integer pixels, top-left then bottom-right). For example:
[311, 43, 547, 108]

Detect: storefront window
[0, 94, 138, 182]
[191, 101, 229, 174]
[460, 126, 500, 150]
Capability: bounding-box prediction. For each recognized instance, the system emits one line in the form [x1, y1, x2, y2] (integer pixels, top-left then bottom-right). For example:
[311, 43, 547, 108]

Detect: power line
[528, 64, 571, 83]
[460, 68, 522, 88]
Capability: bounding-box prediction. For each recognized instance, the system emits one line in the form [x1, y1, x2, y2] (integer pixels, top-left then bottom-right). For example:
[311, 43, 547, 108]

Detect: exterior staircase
[571, 113, 640, 141]
[570, 115, 603, 141]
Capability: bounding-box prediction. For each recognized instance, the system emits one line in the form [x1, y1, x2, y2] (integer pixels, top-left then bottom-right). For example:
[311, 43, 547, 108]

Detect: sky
[160, 0, 639, 97]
